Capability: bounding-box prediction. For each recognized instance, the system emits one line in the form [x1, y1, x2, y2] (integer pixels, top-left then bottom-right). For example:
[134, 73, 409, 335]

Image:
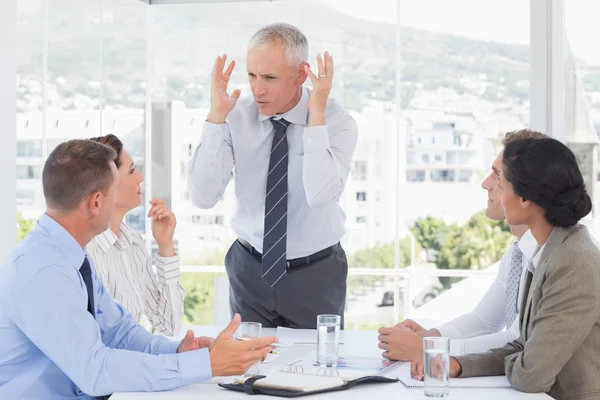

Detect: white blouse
[86, 223, 185, 336]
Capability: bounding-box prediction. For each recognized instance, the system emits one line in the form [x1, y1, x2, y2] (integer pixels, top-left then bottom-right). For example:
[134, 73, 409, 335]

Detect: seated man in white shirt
[377, 129, 547, 361]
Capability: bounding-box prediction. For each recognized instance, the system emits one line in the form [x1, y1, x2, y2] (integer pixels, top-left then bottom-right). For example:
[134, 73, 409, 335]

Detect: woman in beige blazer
[413, 137, 600, 400]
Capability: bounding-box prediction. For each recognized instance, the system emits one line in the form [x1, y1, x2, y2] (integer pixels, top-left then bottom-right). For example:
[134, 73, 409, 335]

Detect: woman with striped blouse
[86, 134, 184, 336]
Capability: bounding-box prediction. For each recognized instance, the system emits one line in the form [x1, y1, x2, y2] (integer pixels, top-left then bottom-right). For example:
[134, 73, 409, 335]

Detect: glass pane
[180, 272, 226, 325]
[269, 0, 399, 259]
[565, 0, 600, 235]
[17, 0, 45, 238]
[396, 0, 529, 320]
[102, 0, 148, 238]
[345, 275, 404, 330]
[148, 3, 269, 265]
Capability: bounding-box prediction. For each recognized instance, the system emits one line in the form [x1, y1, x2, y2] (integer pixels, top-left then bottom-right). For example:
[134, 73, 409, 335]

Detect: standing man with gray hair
[188, 23, 358, 329]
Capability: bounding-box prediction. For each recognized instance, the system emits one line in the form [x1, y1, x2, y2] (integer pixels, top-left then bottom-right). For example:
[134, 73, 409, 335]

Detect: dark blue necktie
[261, 118, 290, 287]
[79, 257, 95, 318]
[80, 258, 111, 400]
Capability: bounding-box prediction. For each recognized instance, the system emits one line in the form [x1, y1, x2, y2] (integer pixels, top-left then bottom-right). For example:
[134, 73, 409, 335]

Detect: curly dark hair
[502, 138, 592, 228]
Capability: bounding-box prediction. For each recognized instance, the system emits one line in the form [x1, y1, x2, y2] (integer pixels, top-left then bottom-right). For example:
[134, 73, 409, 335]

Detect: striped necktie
[261, 118, 290, 287]
[505, 241, 524, 328]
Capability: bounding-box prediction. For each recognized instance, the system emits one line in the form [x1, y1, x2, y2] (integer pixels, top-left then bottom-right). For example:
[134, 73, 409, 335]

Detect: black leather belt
[237, 238, 338, 270]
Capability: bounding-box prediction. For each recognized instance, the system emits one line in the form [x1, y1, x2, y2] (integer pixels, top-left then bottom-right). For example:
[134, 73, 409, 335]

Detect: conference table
[112, 325, 552, 400]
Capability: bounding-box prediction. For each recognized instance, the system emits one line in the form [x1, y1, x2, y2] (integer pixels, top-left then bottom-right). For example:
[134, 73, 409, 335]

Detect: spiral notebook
[220, 355, 400, 396]
[398, 363, 512, 389]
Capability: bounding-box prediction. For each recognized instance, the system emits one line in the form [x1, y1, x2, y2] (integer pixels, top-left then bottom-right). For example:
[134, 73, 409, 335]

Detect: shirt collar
[95, 222, 138, 254]
[38, 213, 86, 269]
[257, 86, 310, 126]
[531, 244, 546, 271]
[517, 229, 539, 265]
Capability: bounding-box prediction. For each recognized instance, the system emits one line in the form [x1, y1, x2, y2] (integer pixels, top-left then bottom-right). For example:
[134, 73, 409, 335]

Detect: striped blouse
[86, 223, 185, 336]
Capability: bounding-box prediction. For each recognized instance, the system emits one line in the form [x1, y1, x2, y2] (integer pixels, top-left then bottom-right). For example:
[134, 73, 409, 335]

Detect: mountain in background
[15, 0, 600, 112]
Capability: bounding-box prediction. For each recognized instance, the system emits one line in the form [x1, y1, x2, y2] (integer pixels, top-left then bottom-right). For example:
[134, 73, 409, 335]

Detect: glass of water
[317, 314, 341, 367]
[423, 337, 450, 397]
[235, 322, 262, 376]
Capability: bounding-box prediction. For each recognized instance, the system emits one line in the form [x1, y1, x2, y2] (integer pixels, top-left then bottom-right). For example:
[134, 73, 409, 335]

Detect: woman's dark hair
[503, 138, 592, 228]
[90, 134, 124, 168]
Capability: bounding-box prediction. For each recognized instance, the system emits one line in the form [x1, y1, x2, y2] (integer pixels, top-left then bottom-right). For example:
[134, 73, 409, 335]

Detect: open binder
[219, 355, 400, 397]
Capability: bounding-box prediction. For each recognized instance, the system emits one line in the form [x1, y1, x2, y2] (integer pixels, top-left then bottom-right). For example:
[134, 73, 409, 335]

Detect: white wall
[0, 0, 17, 260]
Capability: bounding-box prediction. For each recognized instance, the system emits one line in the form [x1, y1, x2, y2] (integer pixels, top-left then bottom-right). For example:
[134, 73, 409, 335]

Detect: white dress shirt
[437, 230, 540, 356]
[188, 87, 358, 258]
[86, 223, 185, 336]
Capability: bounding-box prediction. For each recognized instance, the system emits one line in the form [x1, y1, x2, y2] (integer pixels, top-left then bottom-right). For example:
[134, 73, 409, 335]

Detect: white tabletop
[112, 326, 551, 400]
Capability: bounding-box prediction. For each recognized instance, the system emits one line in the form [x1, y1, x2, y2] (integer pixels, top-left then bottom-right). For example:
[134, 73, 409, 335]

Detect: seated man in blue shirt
[0, 139, 276, 399]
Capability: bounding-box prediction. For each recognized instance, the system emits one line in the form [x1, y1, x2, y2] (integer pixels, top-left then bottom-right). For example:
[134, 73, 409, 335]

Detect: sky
[324, 0, 600, 65]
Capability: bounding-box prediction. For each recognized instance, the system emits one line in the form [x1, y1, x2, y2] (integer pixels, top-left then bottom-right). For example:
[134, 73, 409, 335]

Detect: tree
[180, 272, 218, 325]
[466, 211, 512, 267]
[435, 224, 482, 289]
[434, 210, 512, 290]
[349, 236, 416, 270]
[180, 249, 226, 324]
[411, 216, 446, 260]
[17, 213, 35, 242]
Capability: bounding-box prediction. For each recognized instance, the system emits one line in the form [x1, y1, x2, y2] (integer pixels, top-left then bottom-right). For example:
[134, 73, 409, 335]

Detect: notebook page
[397, 363, 512, 389]
[235, 372, 346, 392]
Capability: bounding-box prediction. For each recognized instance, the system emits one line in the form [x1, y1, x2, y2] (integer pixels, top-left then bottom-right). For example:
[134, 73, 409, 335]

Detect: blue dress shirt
[0, 214, 211, 399]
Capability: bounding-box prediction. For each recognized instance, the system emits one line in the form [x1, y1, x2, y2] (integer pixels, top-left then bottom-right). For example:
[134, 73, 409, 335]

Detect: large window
[16, 0, 148, 235]
[565, 0, 600, 223]
[15, 0, 535, 329]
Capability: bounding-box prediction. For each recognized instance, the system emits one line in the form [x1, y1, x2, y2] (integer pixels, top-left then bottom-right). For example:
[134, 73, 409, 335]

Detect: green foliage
[411, 216, 446, 256]
[17, 213, 35, 242]
[349, 236, 415, 269]
[180, 272, 220, 325]
[180, 249, 227, 325]
[411, 211, 512, 290]
[178, 211, 512, 322]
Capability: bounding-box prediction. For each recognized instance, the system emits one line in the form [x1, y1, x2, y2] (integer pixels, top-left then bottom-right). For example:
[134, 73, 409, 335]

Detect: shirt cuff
[449, 339, 465, 357]
[303, 125, 330, 153]
[156, 256, 180, 281]
[176, 348, 213, 386]
[159, 339, 181, 355]
[436, 323, 462, 339]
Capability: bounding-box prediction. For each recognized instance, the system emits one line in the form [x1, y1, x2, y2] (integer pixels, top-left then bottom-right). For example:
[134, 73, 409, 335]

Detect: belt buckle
[286, 260, 291, 270]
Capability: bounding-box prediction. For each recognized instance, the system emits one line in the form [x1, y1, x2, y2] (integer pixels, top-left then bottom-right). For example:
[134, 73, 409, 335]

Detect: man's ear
[295, 62, 309, 85]
[86, 192, 102, 217]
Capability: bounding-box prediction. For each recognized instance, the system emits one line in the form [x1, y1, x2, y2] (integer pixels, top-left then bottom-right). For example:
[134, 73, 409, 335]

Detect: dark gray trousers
[224, 240, 348, 329]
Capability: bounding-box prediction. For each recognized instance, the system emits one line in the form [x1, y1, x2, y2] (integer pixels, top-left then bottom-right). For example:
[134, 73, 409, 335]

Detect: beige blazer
[456, 225, 600, 400]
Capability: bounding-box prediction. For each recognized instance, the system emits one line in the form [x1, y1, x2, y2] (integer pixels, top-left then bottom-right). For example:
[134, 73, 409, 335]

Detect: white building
[14, 102, 507, 261]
